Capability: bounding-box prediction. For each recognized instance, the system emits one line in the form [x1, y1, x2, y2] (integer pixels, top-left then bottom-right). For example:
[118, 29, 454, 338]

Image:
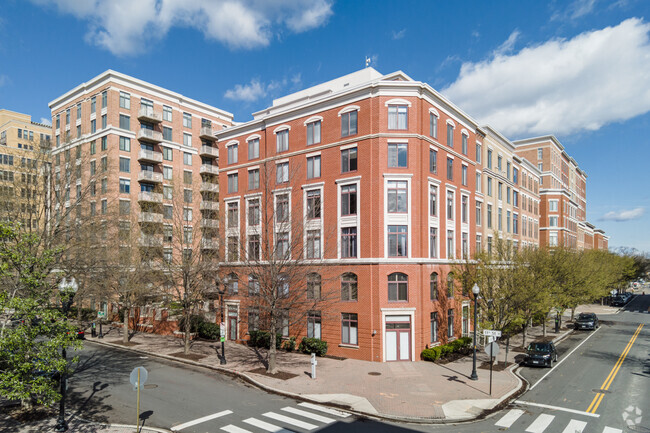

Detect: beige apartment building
[0, 109, 52, 231]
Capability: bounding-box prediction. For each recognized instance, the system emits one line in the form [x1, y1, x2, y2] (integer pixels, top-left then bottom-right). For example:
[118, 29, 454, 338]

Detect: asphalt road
[66, 294, 649, 433]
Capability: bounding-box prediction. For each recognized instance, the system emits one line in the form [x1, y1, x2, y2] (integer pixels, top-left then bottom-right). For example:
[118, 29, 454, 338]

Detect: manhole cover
[368, 372, 381, 376]
[592, 389, 611, 393]
[143, 384, 158, 389]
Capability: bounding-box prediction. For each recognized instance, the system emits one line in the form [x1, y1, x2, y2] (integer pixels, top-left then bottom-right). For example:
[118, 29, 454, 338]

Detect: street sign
[97, 311, 106, 318]
[483, 329, 502, 338]
[484, 341, 500, 358]
[220, 322, 226, 343]
[130, 366, 148, 390]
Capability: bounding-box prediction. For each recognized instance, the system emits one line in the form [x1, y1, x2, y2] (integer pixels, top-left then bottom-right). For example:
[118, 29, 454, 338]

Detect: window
[161, 105, 172, 122]
[307, 155, 321, 179]
[162, 147, 172, 161]
[430, 112, 438, 138]
[498, 182, 503, 201]
[101, 91, 107, 108]
[388, 143, 407, 167]
[430, 227, 438, 258]
[446, 157, 453, 181]
[163, 126, 172, 141]
[276, 194, 289, 222]
[163, 166, 173, 180]
[183, 170, 192, 184]
[306, 230, 321, 259]
[476, 172, 482, 193]
[248, 199, 260, 226]
[183, 189, 192, 203]
[163, 205, 173, 220]
[388, 105, 408, 129]
[429, 149, 437, 173]
[462, 165, 467, 186]
[462, 232, 469, 259]
[276, 129, 289, 153]
[506, 186, 511, 204]
[245, 234, 259, 260]
[119, 178, 130, 194]
[90, 140, 96, 155]
[119, 114, 130, 130]
[447, 309, 454, 338]
[461, 195, 468, 223]
[387, 225, 408, 257]
[306, 189, 321, 219]
[462, 134, 468, 155]
[119, 92, 130, 109]
[56, 114, 60, 129]
[248, 168, 259, 190]
[387, 180, 407, 213]
[549, 216, 558, 227]
[119, 200, 130, 216]
[447, 123, 454, 147]
[341, 273, 358, 301]
[506, 161, 511, 179]
[183, 133, 191, 147]
[248, 275, 260, 296]
[183, 207, 193, 222]
[476, 201, 482, 226]
[307, 120, 321, 145]
[538, 163, 543, 171]
[487, 177, 492, 196]
[447, 273, 455, 298]
[119, 137, 130, 151]
[430, 272, 439, 300]
[90, 119, 96, 134]
[227, 145, 237, 164]
[497, 155, 502, 171]
[91, 96, 97, 114]
[549, 231, 558, 246]
[341, 227, 357, 258]
[228, 202, 239, 228]
[487, 149, 493, 169]
[341, 147, 357, 172]
[227, 173, 238, 193]
[90, 202, 96, 216]
[101, 114, 107, 129]
[513, 167, 518, 184]
[248, 138, 259, 160]
[162, 185, 172, 200]
[447, 230, 454, 258]
[101, 199, 107, 214]
[447, 190, 454, 220]
[341, 110, 357, 137]
[307, 311, 321, 339]
[341, 313, 358, 345]
[476, 143, 482, 163]
[275, 232, 289, 259]
[513, 214, 519, 234]
[183, 112, 192, 128]
[341, 184, 357, 215]
[101, 156, 107, 172]
[276, 162, 288, 184]
[183, 152, 192, 166]
[429, 185, 438, 216]
[388, 272, 408, 301]
[513, 190, 519, 207]
[307, 274, 321, 300]
[498, 207, 503, 231]
[90, 160, 96, 176]
[549, 200, 558, 212]
[66, 108, 70, 125]
[430, 312, 439, 343]
[537, 148, 543, 160]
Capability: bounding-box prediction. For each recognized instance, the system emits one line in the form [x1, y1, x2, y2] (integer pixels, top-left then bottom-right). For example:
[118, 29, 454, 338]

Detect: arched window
[447, 272, 455, 298]
[430, 272, 439, 300]
[227, 273, 239, 295]
[248, 274, 259, 296]
[307, 273, 321, 300]
[388, 272, 408, 301]
[341, 273, 357, 301]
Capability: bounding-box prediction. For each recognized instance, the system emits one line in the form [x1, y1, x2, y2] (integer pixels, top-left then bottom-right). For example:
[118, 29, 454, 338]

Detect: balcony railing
[138, 107, 162, 123]
[199, 145, 219, 158]
[138, 171, 163, 183]
[200, 182, 219, 193]
[137, 129, 163, 143]
[199, 164, 219, 175]
[139, 212, 163, 224]
[200, 126, 215, 140]
[201, 219, 219, 229]
[140, 234, 162, 247]
[138, 148, 163, 163]
[138, 191, 163, 203]
[200, 201, 219, 211]
[201, 239, 219, 249]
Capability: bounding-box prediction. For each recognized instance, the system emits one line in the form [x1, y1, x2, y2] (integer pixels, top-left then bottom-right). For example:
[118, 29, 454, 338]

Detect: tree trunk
[184, 310, 191, 355]
[542, 317, 546, 337]
[122, 307, 129, 343]
[570, 307, 575, 322]
[521, 323, 527, 348]
[267, 318, 278, 374]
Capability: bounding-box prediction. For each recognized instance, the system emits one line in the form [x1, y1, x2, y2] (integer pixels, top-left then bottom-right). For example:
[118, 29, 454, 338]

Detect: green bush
[421, 347, 440, 361]
[248, 331, 282, 349]
[198, 322, 220, 340]
[298, 337, 328, 357]
[283, 337, 297, 352]
[178, 314, 205, 333]
[420, 336, 473, 362]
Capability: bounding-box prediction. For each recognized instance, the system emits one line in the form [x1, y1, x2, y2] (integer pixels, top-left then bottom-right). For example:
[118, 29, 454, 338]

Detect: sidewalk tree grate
[368, 372, 381, 376]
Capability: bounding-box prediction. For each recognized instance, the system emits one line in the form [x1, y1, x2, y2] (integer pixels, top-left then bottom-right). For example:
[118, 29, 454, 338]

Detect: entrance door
[228, 306, 238, 340]
[385, 317, 411, 361]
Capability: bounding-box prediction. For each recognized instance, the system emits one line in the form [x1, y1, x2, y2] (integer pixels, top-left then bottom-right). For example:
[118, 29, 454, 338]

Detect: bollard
[310, 353, 317, 379]
[91, 322, 97, 338]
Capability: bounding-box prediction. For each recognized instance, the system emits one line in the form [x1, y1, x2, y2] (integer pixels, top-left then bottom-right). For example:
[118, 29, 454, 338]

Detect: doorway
[228, 305, 238, 341]
[385, 316, 411, 361]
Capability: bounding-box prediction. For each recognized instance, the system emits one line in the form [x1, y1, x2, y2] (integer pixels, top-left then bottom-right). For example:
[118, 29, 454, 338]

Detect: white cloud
[0, 74, 7, 87]
[224, 79, 267, 102]
[31, 0, 333, 56]
[443, 18, 650, 137]
[601, 207, 645, 222]
[493, 30, 519, 56]
[552, 0, 597, 21]
[392, 28, 406, 40]
[40, 117, 52, 126]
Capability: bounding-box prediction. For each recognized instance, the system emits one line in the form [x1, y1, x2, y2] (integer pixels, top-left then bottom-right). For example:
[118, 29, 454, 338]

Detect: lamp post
[55, 277, 78, 433]
[470, 283, 480, 381]
[216, 279, 226, 365]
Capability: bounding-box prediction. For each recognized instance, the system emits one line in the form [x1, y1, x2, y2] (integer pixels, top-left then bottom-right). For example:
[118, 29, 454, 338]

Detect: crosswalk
[172, 402, 350, 432]
[494, 408, 622, 433]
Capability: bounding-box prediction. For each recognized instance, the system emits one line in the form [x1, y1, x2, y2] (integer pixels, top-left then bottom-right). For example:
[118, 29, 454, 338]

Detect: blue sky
[1, 0, 648, 252]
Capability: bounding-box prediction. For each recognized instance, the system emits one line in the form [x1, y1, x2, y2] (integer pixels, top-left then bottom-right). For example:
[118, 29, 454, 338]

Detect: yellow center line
[586, 323, 643, 414]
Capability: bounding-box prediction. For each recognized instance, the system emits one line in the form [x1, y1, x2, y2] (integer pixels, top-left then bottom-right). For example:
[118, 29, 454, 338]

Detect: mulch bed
[478, 361, 512, 371]
[110, 340, 140, 346]
[248, 367, 299, 380]
[435, 351, 470, 365]
[5, 406, 56, 421]
[169, 351, 208, 362]
[323, 354, 347, 361]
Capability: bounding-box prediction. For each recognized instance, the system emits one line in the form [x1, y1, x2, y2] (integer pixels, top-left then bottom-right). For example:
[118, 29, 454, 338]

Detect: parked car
[523, 342, 558, 368]
[574, 312, 599, 330]
[67, 327, 85, 340]
[611, 295, 626, 306]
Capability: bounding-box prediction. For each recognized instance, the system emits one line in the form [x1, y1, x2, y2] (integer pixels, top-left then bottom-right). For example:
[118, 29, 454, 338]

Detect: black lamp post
[55, 277, 78, 432]
[470, 283, 480, 381]
[216, 279, 226, 365]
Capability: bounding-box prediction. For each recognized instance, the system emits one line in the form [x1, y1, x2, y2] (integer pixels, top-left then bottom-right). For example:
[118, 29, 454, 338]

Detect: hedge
[421, 336, 472, 362]
[248, 330, 283, 349]
[298, 337, 328, 357]
[198, 322, 220, 340]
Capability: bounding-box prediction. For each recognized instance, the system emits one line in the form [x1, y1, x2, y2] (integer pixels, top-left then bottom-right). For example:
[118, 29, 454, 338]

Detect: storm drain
[368, 372, 381, 376]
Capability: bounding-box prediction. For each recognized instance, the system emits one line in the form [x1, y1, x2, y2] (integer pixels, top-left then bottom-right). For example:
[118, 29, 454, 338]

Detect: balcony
[138, 171, 163, 183]
[200, 126, 215, 140]
[138, 107, 163, 123]
[200, 182, 219, 193]
[139, 212, 163, 224]
[138, 191, 163, 203]
[201, 219, 219, 229]
[137, 129, 163, 143]
[199, 164, 219, 175]
[0, 137, 6, 146]
[138, 148, 163, 163]
[201, 238, 219, 250]
[140, 234, 162, 248]
[200, 201, 219, 211]
[199, 145, 219, 158]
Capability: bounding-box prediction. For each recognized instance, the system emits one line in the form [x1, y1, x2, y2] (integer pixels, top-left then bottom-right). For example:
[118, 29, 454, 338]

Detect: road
[67, 294, 649, 432]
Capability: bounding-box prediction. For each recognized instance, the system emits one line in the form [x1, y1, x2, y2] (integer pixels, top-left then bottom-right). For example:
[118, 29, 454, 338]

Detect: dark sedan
[523, 342, 558, 368]
[610, 296, 626, 306]
[574, 312, 599, 330]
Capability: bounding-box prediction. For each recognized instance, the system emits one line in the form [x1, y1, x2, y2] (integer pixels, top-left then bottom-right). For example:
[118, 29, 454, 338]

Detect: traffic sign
[97, 311, 106, 318]
[483, 329, 502, 338]
[130, 366, 148, 390]
[484, 341, 500, 358]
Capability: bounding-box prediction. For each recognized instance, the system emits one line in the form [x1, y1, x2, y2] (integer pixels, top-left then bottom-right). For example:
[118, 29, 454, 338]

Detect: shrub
[198, 322, 220, 340]
[178, 314, 205, 333]
[421, 347, 440, 361]
[298, 337, 328, 357]
[421, 336, 473, 363]
[283, 337, 297, 352]
[248, 331, 282, 349]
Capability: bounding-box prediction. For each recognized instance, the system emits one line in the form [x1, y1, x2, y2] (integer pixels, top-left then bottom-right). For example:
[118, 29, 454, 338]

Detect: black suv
[574, 312, 599, 330]
[523, 342, 558, 368]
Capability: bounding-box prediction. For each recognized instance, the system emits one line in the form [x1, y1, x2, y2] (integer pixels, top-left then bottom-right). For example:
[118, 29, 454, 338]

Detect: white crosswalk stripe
[263, 412, 318, 430]
[495, 409, 525, 428]
[281, 406, 336, 423]
[525, 413, 555, 433]
[221, 425, 253, 433]
[602, 428, 622, 433]
[243, 417, 293, 432]
[561, 419, 587, 433]
[298, 402, 351, 417]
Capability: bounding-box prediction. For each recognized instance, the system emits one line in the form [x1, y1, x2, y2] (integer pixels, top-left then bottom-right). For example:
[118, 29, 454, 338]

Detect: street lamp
[216, 279, 226, 365]
[470, 283, 480, 381]
[55, 277, 78, 433]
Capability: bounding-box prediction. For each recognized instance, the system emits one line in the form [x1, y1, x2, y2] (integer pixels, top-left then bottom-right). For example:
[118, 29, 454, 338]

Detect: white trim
[226, 169, 238, 175]
[246, 134, 261, 142]
[247, 165, 260, 172]
[273, 124, 291, 134]
[381, 308, 416, 362]
[303, 116, 323, 126]
[429, 143, 440, 152]
[335, 175, 362, 184]
[305, 150, 321, 158]
[428, 107, 440, 117]
[386, 138, 409, 143]
[384, 98, 412, 107]
[226, 140, 238, 147]
[461, 128, 469, 136]
[339, 143, 357, 151]
[302, 181, 325, 189]
[337, 105, 360, 117]
[446, 119, 456, 127]
[275, 158, 289, 164]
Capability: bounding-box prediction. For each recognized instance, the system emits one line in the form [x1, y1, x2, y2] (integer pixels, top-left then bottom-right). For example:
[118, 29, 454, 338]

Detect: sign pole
[489, 343, 493, 396]
[136, 369, 140, 432]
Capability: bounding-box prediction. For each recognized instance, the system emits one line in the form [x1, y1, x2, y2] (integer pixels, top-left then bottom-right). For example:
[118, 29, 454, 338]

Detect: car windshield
[527, 343, 550, 352]
[578, 314, 594, 320]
